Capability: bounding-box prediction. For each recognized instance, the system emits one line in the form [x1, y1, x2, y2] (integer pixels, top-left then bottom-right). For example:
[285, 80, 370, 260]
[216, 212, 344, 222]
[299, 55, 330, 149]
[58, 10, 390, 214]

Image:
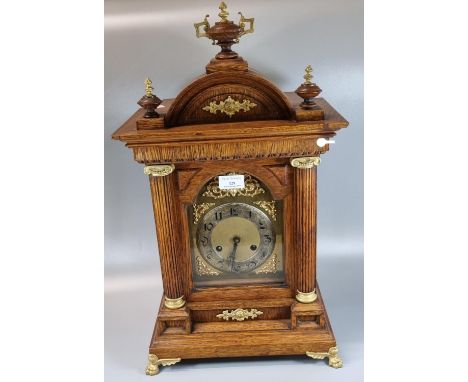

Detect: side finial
[138, 77, 162, 119]
[295, 65, 322, 110]
[304, 65, 313, 85]
[144, 77, 154, 97]
[218, 2, 229, 21]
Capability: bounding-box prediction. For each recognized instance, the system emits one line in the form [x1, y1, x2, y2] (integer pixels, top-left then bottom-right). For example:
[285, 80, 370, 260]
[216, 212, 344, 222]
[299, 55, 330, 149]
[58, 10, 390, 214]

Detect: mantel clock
[112, 2, 349, 375]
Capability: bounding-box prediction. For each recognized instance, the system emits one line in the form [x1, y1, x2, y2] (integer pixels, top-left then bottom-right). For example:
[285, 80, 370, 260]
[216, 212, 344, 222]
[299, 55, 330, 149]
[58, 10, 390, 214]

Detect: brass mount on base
[145, 354, 182, 376]
[216, 308, 263, 321]
[306, 347, 343, 368]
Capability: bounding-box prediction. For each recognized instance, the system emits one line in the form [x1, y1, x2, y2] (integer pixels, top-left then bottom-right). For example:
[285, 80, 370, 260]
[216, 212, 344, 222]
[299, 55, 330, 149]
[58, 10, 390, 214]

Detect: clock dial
[196, 203, 276, 273]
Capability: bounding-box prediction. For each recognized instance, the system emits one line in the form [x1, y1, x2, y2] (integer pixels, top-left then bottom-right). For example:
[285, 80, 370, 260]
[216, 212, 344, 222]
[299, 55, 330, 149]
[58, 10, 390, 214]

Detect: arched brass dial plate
[196, 203, 276, 273]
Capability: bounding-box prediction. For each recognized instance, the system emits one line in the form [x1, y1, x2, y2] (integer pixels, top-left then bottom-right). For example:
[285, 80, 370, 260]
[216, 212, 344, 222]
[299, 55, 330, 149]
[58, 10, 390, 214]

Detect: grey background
[105, 0, 363, 381]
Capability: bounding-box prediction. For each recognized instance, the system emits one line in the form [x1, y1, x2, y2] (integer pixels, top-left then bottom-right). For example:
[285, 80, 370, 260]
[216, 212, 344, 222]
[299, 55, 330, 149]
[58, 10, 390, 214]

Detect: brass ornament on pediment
[202, 96, 257, 117]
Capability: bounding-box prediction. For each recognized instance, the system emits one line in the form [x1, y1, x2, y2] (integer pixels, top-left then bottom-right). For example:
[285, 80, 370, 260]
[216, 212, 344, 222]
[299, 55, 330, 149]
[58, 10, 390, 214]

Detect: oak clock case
[112, 2, 349, 376]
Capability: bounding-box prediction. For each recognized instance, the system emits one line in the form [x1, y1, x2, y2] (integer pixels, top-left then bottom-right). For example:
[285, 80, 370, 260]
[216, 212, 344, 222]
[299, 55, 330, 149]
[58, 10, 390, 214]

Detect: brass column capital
[290, 156, 321, 169]
[144, 164, 175, 177]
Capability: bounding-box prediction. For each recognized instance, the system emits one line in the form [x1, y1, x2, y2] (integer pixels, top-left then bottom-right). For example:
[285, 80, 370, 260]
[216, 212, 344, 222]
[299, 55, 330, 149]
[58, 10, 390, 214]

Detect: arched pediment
[164, 71, 294, 127]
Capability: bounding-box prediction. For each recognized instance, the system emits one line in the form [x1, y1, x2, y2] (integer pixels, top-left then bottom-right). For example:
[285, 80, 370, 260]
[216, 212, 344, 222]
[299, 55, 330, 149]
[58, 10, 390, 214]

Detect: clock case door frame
[177, 158, 295, 303]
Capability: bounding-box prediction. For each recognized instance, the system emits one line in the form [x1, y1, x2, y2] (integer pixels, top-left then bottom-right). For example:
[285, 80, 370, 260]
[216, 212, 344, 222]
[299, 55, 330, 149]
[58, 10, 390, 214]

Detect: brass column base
[306, 346, 343, 368]
[164, 295, 186, 309]
[296, 289, 318, 303]
[145, 354, 182, 376]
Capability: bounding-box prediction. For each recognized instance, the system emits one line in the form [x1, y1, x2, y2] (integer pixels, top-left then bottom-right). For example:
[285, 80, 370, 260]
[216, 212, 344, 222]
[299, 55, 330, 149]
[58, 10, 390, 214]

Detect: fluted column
[146, 164, 185, 309]
[290, 157, 321, 303]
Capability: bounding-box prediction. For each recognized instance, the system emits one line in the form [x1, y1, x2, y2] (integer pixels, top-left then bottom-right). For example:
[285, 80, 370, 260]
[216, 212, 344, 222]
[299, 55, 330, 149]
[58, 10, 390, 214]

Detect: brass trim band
[144, 164, 175, 177]
[296, 289, 318, 303]
[164, 295, 186, 309]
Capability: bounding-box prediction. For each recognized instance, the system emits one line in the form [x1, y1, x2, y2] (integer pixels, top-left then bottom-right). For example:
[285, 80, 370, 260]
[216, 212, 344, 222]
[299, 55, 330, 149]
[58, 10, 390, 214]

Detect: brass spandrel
[202, 174, 265, 199]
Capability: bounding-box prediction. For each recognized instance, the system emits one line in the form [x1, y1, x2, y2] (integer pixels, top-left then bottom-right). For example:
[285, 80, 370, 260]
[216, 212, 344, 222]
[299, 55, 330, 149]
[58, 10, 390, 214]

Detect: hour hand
[228, 236, 241, 270]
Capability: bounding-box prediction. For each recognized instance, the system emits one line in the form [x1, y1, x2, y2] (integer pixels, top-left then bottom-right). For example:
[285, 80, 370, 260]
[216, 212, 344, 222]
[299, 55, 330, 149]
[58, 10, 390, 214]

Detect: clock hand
[228, 236, 241, 270]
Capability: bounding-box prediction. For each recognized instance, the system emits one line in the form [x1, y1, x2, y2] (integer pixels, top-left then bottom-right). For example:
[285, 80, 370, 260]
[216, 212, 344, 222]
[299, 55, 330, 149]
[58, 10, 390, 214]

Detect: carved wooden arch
[178, 161, 291, 204]
[165, 71, 294, 127]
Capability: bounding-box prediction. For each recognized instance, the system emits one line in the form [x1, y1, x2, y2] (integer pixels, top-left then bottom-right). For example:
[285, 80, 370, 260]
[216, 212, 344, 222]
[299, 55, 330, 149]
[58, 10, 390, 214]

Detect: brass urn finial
[295, 65, 322, 110]
[304, 65, 313, 85]
[138, 77, 162, 118]
[194, 3, 254, 61]
[218, 2, 229, 22]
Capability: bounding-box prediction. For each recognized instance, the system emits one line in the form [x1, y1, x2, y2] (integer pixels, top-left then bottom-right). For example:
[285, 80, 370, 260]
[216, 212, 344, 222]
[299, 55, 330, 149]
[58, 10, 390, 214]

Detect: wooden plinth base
[294, 106, 325, 121]
[148, 284, 339, 369]
[205, 57, 249, 74]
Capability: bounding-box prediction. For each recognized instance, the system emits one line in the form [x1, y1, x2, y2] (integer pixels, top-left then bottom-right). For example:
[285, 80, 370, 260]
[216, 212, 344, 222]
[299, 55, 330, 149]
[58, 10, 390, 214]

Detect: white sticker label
[219, 175, 245, 190]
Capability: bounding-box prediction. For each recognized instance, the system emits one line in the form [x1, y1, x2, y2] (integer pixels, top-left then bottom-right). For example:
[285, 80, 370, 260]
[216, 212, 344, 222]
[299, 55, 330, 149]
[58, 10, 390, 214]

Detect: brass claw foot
[306, 346, 343, 368]
[145, 354, 182, 376]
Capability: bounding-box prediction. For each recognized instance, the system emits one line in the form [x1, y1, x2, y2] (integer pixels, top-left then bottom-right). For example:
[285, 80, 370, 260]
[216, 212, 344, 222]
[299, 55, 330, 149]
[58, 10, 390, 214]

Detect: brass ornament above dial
[196, 203, 276, 274]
